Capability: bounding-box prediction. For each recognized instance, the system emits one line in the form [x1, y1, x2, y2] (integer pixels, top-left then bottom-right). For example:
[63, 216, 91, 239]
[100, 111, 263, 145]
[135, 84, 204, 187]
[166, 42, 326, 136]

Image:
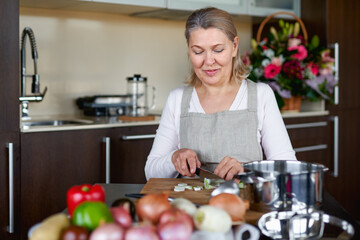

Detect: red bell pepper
[67, 184, 105, 217]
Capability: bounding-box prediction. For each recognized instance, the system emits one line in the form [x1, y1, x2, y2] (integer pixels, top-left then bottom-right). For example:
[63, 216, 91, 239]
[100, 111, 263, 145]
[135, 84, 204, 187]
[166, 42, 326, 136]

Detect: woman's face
[188, 27, 238, 87]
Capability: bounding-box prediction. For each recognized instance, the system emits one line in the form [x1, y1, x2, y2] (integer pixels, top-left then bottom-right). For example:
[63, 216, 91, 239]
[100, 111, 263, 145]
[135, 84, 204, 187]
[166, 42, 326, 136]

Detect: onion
[193, 205, 232, 233]
[110, 206, 132, 229]
[89, 223, 124, 240]
[170, 198, 197, 217]
[136, 193, 171, 224]
[157, 220, 193, 240]
[208, 193, 249, 222]
[158, 208, 193, 229]
[124, 225, 159, 240]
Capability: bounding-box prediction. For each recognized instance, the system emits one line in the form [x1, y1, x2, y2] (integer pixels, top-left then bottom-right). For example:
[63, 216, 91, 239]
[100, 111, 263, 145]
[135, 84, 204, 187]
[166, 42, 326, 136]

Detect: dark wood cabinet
[284, 116, 333, 168]
[18, 125, 157, 239]
[0, 0, 19, 132]
[0, 133, 20, 240]
[0, 1, 20, 240]
[301, 0, 360, 220]
[110, 125, 158, 184]
[20, 129, 111, 240]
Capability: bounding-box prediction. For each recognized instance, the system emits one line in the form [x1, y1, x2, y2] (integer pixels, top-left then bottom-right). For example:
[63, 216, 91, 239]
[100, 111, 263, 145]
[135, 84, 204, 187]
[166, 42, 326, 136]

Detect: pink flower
[319, 65, 333, 75]
[288, 38, 301, 48]
[288, 45, 308, 60]
[307, 62, 319, 75]
[264, 64, 281, 79]
[321, 49, 335, 63]
[241, 54, 251, 66]
[271, 57, 283, 67]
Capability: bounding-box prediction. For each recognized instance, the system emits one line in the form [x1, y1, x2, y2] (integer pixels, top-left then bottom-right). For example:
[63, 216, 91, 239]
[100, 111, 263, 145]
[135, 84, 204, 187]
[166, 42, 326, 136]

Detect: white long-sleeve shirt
[145, 80, 296, 180]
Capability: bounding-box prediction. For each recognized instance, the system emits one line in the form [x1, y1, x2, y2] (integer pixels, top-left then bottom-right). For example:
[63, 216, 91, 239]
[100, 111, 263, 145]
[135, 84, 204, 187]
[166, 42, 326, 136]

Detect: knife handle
[125, 193, 146, 199]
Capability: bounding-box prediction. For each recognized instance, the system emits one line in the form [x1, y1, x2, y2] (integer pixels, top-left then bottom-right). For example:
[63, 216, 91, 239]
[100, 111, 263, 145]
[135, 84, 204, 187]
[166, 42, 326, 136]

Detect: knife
[195, 167, 222, 181]
[125, 193, 175, 202]
[195, 167, 256, 184]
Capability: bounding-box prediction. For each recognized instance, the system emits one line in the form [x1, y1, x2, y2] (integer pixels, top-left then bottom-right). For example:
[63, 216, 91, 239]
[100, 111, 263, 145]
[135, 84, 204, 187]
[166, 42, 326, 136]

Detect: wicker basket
[281, 96, 302, 113]
[256, 11, 308, 43]
[256, 11, 308, 112]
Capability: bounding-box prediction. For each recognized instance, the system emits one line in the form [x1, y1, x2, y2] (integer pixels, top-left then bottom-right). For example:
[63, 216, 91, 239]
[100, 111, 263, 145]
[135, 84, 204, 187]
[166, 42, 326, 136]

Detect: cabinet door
[110, 125, 158, 184]
[284, 116, 333, 168]
[20, 129, 110, 240]
[88, 0, 165, 8]
[0, 132, 20, 240]
[0, 0, 19, 132]
[248, 0, 300, 17]
[167, 0, 248, 15]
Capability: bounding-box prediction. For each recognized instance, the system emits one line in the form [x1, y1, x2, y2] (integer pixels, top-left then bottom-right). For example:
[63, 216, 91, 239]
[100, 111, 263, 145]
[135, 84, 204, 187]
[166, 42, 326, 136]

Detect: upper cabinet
[167, 0, 248, 15]
[20, 0, 301, 19]
[248, 0, 300, 17]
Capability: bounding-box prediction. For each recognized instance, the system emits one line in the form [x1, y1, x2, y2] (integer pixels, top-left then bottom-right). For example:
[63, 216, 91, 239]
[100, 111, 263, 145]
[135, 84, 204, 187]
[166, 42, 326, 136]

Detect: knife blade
[195, 167, 226, 186]
[195, 167, 255, 184]
[125, 193, 175, 202]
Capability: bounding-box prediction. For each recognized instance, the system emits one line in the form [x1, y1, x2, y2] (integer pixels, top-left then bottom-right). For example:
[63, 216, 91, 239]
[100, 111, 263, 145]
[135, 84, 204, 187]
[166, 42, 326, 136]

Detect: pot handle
[147, 85, 156, 110]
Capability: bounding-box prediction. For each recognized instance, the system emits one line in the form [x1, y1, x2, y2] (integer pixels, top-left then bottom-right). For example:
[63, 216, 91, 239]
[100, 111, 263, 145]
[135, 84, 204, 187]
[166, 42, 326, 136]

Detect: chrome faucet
[19, 27, 47, 120]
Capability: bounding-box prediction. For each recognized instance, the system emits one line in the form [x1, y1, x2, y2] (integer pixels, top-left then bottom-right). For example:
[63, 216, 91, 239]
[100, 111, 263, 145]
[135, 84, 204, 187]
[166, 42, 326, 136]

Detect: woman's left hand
[214, 156, 244, 181]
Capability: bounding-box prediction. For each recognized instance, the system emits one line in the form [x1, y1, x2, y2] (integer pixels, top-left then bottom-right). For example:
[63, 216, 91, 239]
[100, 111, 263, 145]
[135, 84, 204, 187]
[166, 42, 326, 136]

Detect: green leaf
[311, 35, 320, 48]
[279, 19, 284, 28]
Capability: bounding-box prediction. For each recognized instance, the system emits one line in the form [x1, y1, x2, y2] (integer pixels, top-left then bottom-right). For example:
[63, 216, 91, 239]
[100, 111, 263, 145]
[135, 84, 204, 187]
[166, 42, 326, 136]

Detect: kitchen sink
[21, 119, 94, 128]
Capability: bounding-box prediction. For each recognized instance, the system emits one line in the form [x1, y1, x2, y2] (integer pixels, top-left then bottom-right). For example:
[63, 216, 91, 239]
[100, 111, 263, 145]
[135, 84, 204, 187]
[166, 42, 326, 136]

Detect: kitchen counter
[100, 183, 360, 239]
[20, 114, 161, 133]
[20, 109, 329, 133]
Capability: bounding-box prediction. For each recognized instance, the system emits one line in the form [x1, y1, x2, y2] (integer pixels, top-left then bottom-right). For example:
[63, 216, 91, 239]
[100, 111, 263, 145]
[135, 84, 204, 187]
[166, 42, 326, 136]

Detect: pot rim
[243, 160, 329, 175]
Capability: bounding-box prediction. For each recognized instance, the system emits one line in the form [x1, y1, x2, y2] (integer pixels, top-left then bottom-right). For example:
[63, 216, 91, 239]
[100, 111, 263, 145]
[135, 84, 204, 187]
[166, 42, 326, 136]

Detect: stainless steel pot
[258, 210, 355, 240]
[241, 160, 328, 212]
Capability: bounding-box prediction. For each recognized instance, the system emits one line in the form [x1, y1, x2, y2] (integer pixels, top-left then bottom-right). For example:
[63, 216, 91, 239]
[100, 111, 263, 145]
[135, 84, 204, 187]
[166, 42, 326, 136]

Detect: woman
[145, 7, 296, 181]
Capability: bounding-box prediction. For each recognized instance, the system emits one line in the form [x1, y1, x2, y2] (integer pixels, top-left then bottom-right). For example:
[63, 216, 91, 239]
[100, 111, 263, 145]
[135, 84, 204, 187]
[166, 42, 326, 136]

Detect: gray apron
[179, 79, 263, 172]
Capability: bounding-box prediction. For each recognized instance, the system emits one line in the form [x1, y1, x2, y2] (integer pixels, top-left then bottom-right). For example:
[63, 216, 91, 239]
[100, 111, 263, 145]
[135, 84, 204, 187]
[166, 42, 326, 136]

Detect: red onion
[157, 220, 193, 240]
[89, 223, 124, 240]
[124, 225, 159, 240]
[110, 206, 132, 229]
[158, 208, 193, 228]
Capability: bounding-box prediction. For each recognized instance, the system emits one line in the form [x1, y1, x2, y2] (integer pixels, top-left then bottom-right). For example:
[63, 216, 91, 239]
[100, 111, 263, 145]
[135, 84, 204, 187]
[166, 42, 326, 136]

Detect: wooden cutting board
[140, 178, 264, 225]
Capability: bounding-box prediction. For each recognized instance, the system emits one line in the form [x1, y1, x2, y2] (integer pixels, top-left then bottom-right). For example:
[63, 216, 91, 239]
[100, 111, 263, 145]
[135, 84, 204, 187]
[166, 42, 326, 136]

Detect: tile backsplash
[20, 7, 252, 117]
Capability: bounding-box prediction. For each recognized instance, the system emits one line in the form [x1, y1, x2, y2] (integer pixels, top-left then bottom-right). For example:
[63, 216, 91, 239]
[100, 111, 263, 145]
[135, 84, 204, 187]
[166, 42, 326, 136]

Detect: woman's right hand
[171, 148, 201, 177]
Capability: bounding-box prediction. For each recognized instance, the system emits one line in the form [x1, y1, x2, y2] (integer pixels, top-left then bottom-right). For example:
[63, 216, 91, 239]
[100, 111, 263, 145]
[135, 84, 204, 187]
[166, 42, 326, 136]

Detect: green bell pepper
[72, 201, 113, 231]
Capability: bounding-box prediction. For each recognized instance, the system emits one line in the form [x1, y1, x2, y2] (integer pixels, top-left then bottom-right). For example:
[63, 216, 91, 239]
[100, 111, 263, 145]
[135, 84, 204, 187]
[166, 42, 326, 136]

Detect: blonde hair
[185, 7, 249, 86]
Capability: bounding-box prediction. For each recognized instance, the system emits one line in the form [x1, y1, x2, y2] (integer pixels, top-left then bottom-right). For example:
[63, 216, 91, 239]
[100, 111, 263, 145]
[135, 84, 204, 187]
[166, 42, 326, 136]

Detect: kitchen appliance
[76, 95, 132, 116]
[126, 74, 155, 117]
[242, 160, 328, 212]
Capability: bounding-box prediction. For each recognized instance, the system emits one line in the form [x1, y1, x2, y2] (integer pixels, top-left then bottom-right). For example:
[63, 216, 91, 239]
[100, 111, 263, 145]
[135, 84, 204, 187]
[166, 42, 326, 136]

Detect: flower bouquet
[242, 12, 337, 111]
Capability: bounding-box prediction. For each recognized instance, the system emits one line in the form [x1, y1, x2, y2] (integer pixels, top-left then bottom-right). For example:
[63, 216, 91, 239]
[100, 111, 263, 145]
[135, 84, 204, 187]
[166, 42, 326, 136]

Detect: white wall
[20, 8, 252, 117]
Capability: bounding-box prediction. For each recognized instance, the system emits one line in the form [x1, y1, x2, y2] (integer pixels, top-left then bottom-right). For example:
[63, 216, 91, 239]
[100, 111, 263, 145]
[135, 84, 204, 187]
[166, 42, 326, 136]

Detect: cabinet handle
[331, 116, 339, 177]
[6, 143, 14, 233]
[286, 121, 328, 129]
[102, 137, 110, 184]
[329, 42, 339, 105]
[121, 134, 156, 140]
[294, 144, 327, 153]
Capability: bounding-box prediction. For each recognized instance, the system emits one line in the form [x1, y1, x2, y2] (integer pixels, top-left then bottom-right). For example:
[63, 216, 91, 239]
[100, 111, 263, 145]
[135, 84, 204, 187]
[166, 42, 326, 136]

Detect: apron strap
[180, 86, 193, 116]
[246, 80, 257, 112]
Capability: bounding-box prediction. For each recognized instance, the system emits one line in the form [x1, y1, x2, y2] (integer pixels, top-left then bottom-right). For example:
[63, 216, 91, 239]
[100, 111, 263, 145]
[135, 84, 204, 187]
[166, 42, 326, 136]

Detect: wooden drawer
[284, 116, 334, 168]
